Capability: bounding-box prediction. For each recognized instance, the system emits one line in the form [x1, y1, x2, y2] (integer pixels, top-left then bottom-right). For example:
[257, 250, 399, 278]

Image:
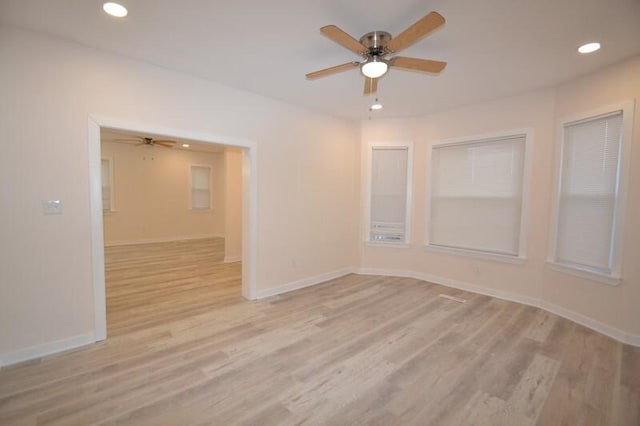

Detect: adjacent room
[100, 129, 243, 335]
[1, 0, 639, 424]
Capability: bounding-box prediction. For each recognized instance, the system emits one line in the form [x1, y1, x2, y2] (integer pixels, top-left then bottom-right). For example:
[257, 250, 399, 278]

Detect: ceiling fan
[114, 136, 176, 148]
[306, 11, 447, 95]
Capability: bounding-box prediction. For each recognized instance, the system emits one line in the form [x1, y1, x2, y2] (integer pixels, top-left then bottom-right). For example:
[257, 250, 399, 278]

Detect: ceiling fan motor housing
[359, 31, 392, 57]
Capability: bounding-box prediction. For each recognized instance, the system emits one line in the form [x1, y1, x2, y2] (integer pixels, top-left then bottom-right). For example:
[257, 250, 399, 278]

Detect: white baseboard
[0, 333, 96, 368]
[105, 234, 223, 247]
[353, 267, 640, 347]
[224, 256, 242, 263]
[255, 267, 354, 299]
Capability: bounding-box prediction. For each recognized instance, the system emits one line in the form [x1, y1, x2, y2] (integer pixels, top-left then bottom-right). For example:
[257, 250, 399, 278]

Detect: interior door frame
[88, 115, 258, 341]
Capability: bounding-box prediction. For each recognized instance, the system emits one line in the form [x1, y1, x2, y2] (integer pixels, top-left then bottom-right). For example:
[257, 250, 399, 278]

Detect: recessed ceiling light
[182, 143, 190, 148]
[578, 42, 601, 54]
[103, 2, 128, 18]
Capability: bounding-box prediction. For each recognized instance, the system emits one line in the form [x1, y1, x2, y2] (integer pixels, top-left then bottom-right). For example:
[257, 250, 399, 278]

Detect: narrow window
[190, 165, 211, 210]
[101, 158, 113, 212]
[366, 143, 413, 245]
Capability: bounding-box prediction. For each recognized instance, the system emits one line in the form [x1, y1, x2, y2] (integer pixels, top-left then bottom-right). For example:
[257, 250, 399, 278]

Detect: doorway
[88, 116, 257, 342]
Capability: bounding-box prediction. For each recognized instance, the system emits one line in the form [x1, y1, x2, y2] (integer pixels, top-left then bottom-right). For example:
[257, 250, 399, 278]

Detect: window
[101, 158, 113, 212]
[190, 165, 211, 210]
[427, 132, 529, 261]
[365, 142, 413, 245]
[550, 102, 633, 284]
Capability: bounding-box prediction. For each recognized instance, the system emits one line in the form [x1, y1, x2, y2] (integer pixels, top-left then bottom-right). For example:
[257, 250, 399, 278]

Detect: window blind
[370, 147, 409, 242]
[555, 112, 623, 272]
[429, 135, 526, 255]
[190, 166, 211, 210]
[101, 158, 111, 212]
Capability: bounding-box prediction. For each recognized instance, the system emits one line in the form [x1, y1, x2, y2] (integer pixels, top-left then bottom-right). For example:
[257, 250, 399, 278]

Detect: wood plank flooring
[0, 238, 638, 425]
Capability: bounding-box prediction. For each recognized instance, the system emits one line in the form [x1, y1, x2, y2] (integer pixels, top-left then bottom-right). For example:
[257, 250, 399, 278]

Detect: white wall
[360, 56, 640, 341]
[101, 141, 226, 244]
[0, 25, 360, 359]
[224, 148, 243, 262]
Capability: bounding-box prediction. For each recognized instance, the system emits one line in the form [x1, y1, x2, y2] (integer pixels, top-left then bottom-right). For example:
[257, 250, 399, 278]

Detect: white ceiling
[101, 129, 225, 153]
[2, 0, 640, 120]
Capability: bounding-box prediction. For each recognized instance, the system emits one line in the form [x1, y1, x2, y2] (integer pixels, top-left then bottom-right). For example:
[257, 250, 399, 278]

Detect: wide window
[365, 143, 413, 245]
[190, 165, 211, 210]
[101, 158, 113, 212]
[427, 132, 528, 260]
[550, 103, 633, 284]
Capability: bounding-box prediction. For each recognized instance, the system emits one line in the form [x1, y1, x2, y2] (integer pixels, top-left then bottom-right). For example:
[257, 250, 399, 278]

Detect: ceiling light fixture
[578, 42, 600, 54]
[370, 99, 383, 111]
[182, 143, 190, 148]
[103, 2, 128, 18]
[361, 56, 389, 79]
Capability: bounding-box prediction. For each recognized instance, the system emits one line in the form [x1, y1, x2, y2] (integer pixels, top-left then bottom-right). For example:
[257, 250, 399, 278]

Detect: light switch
[43, 199, 63, 215]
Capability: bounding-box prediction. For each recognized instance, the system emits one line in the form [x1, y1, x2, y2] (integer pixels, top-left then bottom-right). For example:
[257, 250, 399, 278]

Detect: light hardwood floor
[0, 238, 638, 425]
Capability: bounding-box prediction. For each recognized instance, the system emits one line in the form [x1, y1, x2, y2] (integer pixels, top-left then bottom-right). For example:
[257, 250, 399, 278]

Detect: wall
[101, 141, 225, 244]
[224, 148, 243, 262]
[360, 56, 640, 342]
[0, 25, 360, 361]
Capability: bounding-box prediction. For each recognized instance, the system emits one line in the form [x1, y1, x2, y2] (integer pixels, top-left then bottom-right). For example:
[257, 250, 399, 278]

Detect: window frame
[547, 101, 635, 286]
[424, 128, 533, 264]
[363, 141, 414, 248]
[189, 164, 213, 211]
[101, 157, 115, 213]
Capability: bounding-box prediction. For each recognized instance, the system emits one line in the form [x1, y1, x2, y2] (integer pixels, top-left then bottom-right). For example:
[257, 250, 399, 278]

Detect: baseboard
[105, 234, 223, 247]
[353, 267, 640, 347]
[255, 267, 355, 299]
[224, 256, 242, 263]
[0, 332, 96, 368]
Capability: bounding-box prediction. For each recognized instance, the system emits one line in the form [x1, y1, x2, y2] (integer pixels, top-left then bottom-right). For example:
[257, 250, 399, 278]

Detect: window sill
[545, 261, 621, 286]
[424, 244, 526, 265]
[365, 241, 412, 249]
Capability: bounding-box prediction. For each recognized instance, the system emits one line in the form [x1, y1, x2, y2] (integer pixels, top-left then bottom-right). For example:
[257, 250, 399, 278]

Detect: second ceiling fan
[306, 11, 447, 95]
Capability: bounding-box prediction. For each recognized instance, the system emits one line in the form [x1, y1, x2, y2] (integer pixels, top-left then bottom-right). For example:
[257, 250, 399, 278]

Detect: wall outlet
[43, 199, 62, 215]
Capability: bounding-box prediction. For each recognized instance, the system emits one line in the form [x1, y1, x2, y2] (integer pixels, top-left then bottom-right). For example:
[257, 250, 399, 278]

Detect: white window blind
[101, 158, 112, 212]
[555, 112, 623, 272]
[190, 166, 211, 210]
[369, 146, 410, 243]
[429, 135, 526, 255]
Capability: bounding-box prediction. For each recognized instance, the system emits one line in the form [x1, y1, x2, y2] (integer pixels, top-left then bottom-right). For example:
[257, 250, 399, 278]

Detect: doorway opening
[88, 116, 257, 341]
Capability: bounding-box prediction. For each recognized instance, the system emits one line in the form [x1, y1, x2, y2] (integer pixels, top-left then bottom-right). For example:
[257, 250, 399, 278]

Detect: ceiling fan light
[370, 99, 383, 111]
[361, 58, 388, 78]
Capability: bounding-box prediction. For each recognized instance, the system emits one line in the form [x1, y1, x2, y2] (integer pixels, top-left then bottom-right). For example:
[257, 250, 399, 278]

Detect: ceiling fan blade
[155, 141, 175, 147]
[386, 11, 445, 53]
[364, 77, 378, 95]
[153, 139, 176, 145]
[320, 25, 368, 56]
[390, 56, 447, 73]
[306, 62, 359, 80]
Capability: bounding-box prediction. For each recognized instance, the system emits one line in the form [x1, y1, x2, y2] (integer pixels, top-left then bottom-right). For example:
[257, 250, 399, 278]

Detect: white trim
[424, 244, 527, 265]
[352, 267, 640, 347]
[89, 118, 107, 341]
[365, 241, 412, 249]
[104, 234, 224, 247]
[224, 256, 242, 263]
[363, 141, 414, 246]
[425, 128, 533, 259]
[189, 163, 213, 211]
[548, 100, 635, 283]
[545, 261, 622, 286]
[88, 115, 259, 344]
[0, 333, 96, 368]
[255, 268, 354, 299]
